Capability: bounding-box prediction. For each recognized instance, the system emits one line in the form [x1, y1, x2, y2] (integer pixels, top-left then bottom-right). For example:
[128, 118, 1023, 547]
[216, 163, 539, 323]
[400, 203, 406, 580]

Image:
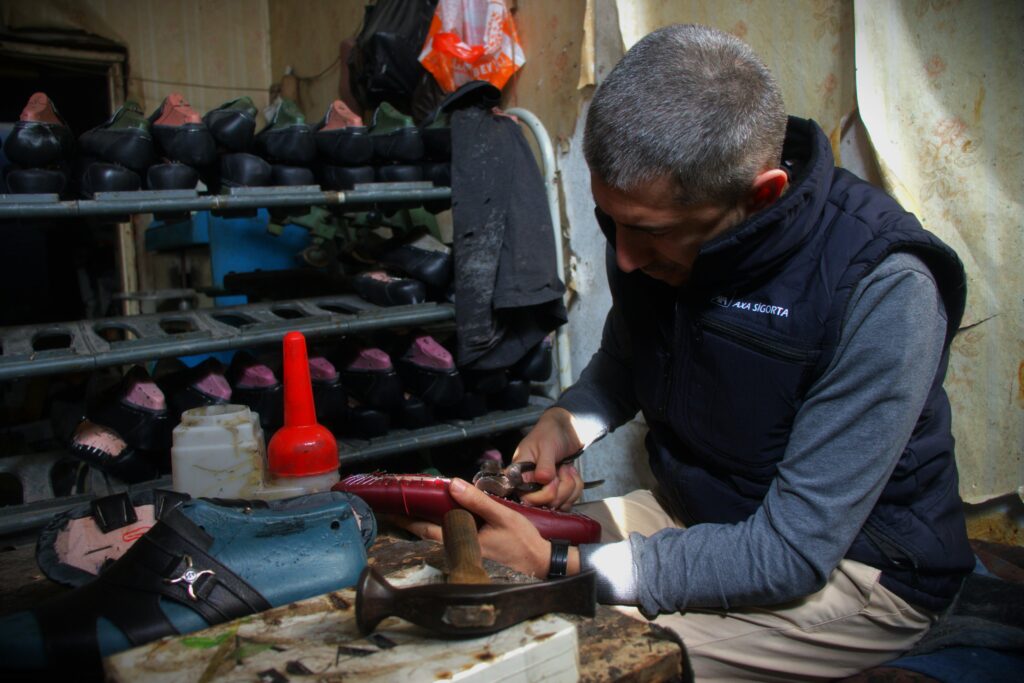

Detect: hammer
[355, 510, 597, 637]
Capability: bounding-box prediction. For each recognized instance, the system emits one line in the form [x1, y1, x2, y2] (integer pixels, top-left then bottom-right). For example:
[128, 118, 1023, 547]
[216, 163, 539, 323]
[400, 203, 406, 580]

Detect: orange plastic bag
[418, 0, 525, 93]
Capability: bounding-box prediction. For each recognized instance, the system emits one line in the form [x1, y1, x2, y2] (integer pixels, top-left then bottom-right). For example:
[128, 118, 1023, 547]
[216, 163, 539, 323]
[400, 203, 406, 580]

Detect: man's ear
[747, 168, 789, 212]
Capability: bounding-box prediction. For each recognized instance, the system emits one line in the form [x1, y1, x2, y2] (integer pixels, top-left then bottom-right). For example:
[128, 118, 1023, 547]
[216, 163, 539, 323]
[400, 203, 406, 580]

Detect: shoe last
[3, 92, 75, 167]
[344, 401, 391, 438]
[4, 167, 67, 195]
[309, 354, 347, 432]
[146, 162, 199, 190]
[219, 152, 272, 188]
[203, 96, 258, 152]
[352, 270, 427, 307]
[158, 357, 232, 421]
[394, 393, 434, 429]
[320, 164, 374, 190]
[255, 98, 316, 166]
[339, 347, 404, 410]
[148, 93, 217, 167]
[396, 335, 464, 407]
[376, 163, 423, 182]
[369, 101, 424, 163]
[376, 233, 453, 290]
[78, 100, 157, 174]
[228, 351, 284, 433]
[78, 162, 141, 197]
[315, 100, 373, 165]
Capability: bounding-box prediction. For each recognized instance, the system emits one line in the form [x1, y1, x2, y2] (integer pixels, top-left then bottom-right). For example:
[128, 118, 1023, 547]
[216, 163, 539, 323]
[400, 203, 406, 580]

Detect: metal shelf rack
[0, 295, 453, 381]
[0, 182, 451, 220]
[0, 110, 569, 541]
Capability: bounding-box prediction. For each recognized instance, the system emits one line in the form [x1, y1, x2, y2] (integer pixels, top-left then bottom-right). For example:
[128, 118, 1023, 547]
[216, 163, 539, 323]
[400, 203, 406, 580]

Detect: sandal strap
[89, 492, 137, 533]
[35, 505, 271, 677]
[153, 488, 191, 519]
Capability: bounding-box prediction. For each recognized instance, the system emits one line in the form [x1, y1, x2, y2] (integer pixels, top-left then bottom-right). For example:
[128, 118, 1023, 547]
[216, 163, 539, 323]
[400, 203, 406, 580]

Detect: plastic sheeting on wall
[855, 0, 1023, 502]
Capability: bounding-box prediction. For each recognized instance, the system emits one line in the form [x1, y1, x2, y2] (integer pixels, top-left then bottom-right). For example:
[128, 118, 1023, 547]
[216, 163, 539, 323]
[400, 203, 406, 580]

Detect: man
[405, 24, 974, 680]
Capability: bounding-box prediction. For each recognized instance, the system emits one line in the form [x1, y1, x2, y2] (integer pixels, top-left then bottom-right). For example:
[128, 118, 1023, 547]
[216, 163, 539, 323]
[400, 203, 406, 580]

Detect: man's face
[591, 174, 743, 287]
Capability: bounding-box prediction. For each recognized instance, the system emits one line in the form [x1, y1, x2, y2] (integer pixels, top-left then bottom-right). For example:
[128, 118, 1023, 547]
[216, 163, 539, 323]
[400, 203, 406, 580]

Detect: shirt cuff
[579, 540, 639, 605]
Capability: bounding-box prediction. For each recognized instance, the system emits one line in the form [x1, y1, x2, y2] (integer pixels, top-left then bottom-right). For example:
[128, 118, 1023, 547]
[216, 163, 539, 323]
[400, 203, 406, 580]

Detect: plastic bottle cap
[267, 331, 339, 477]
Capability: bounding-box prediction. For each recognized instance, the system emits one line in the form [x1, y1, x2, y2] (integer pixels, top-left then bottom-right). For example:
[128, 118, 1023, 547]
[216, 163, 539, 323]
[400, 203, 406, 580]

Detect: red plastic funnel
[267, 331, 339, 477]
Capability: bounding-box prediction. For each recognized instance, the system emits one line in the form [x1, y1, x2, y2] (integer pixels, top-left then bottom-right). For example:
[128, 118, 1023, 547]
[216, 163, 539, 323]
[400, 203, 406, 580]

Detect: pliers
[472, 451, 599, 500]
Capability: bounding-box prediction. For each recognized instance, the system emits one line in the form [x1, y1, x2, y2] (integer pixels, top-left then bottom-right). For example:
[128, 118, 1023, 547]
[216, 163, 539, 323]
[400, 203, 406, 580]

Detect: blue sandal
[3, 491, 375, 680]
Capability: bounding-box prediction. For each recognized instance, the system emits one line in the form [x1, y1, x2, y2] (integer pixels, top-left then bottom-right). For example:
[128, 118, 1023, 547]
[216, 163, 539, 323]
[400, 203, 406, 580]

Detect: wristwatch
[547, 538, 571, 579]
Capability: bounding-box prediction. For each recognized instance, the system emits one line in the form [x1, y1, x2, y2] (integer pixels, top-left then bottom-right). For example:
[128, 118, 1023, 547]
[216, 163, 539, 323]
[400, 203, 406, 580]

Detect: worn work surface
[106, 576, 581, 682]
[93, 536, 683, 682]
[369, 538, 685, 682]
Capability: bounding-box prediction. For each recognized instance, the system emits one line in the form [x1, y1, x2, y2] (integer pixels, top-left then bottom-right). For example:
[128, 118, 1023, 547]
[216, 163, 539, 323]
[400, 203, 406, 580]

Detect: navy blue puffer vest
[601, 117, 973, 610]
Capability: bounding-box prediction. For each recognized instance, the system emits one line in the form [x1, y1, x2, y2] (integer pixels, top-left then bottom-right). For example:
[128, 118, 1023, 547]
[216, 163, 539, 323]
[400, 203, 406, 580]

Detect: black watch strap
[547, 539, 571, 579]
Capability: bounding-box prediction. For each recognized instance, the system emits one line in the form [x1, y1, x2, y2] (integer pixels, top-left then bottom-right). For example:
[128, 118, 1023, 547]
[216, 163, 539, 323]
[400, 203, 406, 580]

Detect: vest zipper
[698, 317, 818, 363]
[862, 523, 921, 583]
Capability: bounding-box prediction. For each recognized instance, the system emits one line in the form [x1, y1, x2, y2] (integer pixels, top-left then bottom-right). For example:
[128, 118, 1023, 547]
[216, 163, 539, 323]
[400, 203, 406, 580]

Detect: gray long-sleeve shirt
[567, 252, 948, 614]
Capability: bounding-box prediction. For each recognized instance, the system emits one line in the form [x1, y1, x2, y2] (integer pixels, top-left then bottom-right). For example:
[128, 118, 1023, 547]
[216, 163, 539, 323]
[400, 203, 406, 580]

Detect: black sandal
[36, 488, 191, 587]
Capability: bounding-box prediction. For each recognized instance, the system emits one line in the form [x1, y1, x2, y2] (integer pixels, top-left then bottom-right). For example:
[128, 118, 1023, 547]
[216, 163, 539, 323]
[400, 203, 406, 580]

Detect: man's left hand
[388, 478, 553, 578]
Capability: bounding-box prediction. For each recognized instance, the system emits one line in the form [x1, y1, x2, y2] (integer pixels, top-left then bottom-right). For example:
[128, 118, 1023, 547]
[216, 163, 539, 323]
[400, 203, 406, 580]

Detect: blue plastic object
[146, 209, 312, 307]
[146, 208, 313, 366]
[0, 492, 374, 671]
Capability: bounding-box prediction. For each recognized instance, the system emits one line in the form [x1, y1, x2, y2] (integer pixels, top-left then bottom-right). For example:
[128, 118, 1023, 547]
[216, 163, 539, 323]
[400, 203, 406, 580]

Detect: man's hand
[391, 478, 554, 578]
[512, 407, 585, 510]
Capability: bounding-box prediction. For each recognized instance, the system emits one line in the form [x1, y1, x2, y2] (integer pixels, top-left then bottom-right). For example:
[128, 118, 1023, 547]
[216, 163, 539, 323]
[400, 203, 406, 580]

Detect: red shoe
[334, 472, 602, 545]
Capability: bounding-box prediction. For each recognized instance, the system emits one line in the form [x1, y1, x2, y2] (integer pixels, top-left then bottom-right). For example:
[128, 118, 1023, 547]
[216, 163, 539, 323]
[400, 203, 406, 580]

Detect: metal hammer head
[355, 566, 597, 638]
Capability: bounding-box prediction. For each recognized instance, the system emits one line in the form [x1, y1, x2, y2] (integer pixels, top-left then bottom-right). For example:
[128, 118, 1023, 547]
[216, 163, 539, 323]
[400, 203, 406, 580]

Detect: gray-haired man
[406, 24, 973, 680]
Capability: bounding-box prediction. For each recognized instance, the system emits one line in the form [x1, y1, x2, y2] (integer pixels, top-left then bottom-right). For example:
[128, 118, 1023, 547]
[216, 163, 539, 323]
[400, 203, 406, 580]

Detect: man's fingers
[448, 478, 519, 526]
[380, 513, 442, 542]
[550, 464, 584, 510]
[517, 479, 560, 508]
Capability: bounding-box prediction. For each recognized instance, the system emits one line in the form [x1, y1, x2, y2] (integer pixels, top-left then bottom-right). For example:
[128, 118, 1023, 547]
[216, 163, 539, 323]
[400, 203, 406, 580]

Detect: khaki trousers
[576, 490, 936, 682]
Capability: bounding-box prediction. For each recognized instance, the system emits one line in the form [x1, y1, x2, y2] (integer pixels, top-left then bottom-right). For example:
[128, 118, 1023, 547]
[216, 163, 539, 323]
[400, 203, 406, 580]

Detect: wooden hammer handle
[442, 509, 491, 585]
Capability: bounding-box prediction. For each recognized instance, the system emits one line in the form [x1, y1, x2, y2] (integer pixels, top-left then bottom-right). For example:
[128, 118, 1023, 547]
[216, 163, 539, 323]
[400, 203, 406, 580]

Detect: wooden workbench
[0, 534, 685, 681]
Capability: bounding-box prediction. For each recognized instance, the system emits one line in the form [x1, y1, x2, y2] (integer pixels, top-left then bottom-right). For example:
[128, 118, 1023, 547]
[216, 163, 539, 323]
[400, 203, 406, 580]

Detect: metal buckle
[164, 554, 215, 601]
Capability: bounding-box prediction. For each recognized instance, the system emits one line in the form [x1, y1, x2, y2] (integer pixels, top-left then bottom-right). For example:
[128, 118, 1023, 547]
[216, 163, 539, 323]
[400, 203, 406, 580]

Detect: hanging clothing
[450, 105, 566, 370]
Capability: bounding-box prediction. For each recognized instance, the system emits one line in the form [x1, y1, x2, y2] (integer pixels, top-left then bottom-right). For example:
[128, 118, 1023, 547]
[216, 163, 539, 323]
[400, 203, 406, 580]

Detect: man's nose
[615, 230, 651, 273]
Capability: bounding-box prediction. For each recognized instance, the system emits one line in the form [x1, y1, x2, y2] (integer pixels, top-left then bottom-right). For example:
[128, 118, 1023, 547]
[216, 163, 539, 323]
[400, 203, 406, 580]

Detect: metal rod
[338, 405, 545, 466]
[0, 186, 452, 219]
[506, 108, 574, 397]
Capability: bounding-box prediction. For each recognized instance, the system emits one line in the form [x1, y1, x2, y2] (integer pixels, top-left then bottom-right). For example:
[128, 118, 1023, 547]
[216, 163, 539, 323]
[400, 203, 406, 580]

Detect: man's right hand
[512, 407, 586, 511]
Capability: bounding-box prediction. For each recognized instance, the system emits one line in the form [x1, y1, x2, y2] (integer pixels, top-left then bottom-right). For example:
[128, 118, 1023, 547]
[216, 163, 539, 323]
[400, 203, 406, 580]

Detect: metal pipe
[0, 187, 452, 219]
[338, 405, 546, 467]
[507, 108, 574, 396]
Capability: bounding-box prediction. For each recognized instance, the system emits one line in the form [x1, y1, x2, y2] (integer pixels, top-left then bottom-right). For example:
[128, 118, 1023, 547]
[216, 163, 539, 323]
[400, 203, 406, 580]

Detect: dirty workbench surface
[368, 536, 686, 682]
[0, 535, 685, 681]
